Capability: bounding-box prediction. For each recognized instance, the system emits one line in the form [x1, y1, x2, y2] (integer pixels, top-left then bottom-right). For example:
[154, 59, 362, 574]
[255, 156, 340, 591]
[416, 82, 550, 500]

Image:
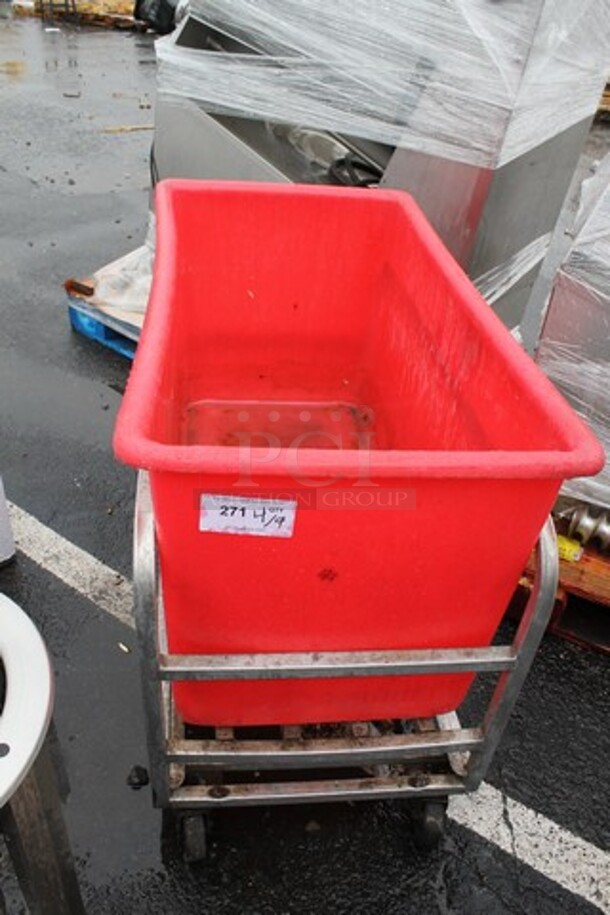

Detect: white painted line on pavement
[449, 783, 609, 913]
[7, 501, 134, 630]
[5, 501, 610, 911]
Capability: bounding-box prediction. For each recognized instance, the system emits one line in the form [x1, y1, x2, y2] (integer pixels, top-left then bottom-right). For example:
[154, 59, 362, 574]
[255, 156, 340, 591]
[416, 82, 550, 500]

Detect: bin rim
[113, 180, 605, 482]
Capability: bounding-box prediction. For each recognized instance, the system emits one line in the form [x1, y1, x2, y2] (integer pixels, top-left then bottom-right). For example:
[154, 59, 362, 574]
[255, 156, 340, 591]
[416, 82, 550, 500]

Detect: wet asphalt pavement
[0, 15, 609, 915]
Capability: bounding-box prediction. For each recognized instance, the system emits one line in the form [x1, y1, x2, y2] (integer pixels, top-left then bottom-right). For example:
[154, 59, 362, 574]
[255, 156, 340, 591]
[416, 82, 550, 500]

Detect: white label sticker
[199, 494, 297, 538]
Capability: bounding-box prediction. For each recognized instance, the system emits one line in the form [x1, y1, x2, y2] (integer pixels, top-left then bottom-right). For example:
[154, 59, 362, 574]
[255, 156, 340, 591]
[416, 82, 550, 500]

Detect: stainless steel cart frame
[134, 471, 558, 821]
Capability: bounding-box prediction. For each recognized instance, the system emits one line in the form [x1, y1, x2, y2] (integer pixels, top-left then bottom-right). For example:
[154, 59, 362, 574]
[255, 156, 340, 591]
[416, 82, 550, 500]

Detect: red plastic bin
[114, 180, 603, 726]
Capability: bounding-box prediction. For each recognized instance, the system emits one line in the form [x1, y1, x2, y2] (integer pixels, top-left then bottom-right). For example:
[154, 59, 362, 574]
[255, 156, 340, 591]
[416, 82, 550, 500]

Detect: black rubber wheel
[411, 799, 448, 849]
[181, 813, 208, 864]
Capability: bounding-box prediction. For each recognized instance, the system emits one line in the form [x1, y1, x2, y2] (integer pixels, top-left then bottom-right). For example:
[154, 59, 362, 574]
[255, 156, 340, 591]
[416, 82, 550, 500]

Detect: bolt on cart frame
[133, 471, 558, 854]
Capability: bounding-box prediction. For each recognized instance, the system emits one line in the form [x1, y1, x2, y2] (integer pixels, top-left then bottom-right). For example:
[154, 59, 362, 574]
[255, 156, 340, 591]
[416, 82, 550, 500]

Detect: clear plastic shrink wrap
[537, 156, 610, 509]
[153, 0, 610, 494]
[156, 0, 609, 168]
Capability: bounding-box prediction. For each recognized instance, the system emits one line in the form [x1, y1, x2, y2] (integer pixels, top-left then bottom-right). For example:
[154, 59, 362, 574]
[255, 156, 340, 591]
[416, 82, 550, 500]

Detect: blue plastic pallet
[68, 304, 138, 360]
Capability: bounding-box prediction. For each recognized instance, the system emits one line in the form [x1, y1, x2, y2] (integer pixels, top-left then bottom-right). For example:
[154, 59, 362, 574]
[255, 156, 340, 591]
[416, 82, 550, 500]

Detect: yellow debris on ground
[0, 60, 27, 79]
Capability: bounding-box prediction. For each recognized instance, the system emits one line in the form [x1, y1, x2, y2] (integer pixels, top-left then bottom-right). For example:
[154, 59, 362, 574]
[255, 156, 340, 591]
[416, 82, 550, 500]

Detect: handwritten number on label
[218, 505, 288, 527]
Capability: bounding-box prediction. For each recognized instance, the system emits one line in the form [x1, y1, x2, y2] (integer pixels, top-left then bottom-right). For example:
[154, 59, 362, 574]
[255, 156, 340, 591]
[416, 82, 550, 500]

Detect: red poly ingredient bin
[114, 180, 603, 726]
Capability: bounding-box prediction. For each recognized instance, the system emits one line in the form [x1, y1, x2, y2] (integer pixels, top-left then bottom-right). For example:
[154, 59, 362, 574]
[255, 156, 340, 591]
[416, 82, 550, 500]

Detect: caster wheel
[412, 799, 447, 850]
[181, 813, 208, 864]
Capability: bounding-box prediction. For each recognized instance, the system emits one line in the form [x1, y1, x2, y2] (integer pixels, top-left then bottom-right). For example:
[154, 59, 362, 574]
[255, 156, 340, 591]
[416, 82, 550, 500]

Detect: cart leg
[0, 739, 85, 914]
[465, 519, 558, 789]
[133, 472, 170, 808]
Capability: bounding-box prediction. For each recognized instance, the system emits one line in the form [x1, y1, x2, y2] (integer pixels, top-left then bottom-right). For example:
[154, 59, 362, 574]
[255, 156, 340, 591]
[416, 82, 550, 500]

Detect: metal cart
[133, 472, 558, 859]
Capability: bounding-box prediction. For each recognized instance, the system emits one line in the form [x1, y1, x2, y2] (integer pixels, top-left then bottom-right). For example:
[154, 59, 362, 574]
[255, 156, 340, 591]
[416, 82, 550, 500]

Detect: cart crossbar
[170, 772, 465, 808]
[166, 727, 483, 768]
[158, 646, 516, 681]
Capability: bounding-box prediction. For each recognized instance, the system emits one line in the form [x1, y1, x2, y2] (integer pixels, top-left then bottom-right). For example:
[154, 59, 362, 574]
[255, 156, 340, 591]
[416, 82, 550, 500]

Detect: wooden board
[518, 541, 609, 653]
[13, 0, 138, 28]
[525, 542, 610, 608]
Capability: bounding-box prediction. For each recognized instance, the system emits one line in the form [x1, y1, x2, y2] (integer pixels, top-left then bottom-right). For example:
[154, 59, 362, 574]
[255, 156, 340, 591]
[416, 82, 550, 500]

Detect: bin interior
[147, 184, 578, 463]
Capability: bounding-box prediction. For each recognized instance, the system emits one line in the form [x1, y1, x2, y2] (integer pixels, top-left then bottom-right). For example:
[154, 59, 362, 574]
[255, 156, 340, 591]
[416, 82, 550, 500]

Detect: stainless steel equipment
[568, 505, 610, 551]
[133, 472, 558, 860]
[536, 156, 610, 509]
[153, 8, 605, 328]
